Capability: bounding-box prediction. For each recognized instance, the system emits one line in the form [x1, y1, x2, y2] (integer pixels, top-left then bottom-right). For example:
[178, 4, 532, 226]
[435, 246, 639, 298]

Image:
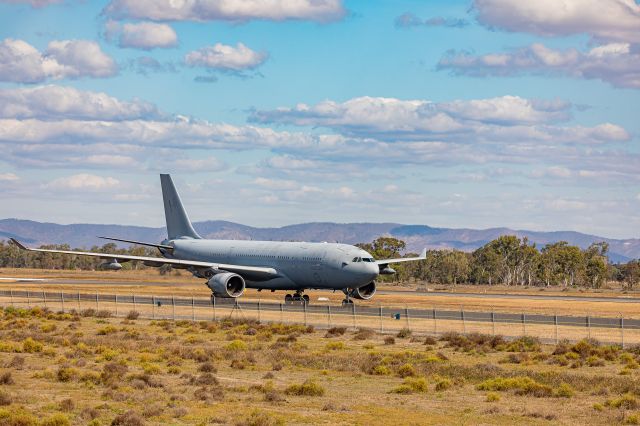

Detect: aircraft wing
[9, 238, 277, 277]
[376, 248, 427, 265]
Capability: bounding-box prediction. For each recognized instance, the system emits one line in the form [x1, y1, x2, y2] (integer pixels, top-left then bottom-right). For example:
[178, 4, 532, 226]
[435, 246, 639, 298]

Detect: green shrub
[391, 377, 428, 394]
[22, 337, 43, 353]
[97, 325, 117, 335]
[435, 377, 452, 391]
[284, 380, 325, 397]
[593, 403, 604, 411]
[554, 383, 575, 398]
[226, 340, 248, 351]
[606, 394, 639, 409]
[477, 376, 553, 397]
[397, 363, 416, 378]
[486, 392, 500, 402]
[372, 365, 391, 376]
[56, 367, 77, 382]
[325, 342, 345, 351]
[626, 414, 640, 425]
[396, 328, 412, 338]
[41, 413, 71, 426]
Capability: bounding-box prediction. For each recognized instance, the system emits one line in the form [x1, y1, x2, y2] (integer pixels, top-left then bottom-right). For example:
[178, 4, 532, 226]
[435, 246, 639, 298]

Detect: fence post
[405, 306, 410, 331]
[9, 289, 13, 307]
[115, 294, 118, 317]
[96, 292, 99, 311]
[621, 314, 625, 349]
[191, 296, 195, 321]
[328, 305, 332, 329]
[60, 292, 64, 313]
[42, 290, 47, 309]
[352, 303, 356, 330]
[212, 296, 216, 322]
[257, 299, 261, 323]
[491, 310, 495, 335]
[133, 294, 136, 312]
[461, 306, 466, 334]
[522, 312, 526, 335]
[77, 291, 80, 311]
[554, 312, 558, 344]
[172, 295, 175, 321]
[26, 291, 30, 308]
[433, 306, 437, 335]
[279, 303, 283, 324]
[379, 305, 383, 333]
[303, 302, 307, 327]
[587, 313, 590, 339]
[152, 296, 155, 319]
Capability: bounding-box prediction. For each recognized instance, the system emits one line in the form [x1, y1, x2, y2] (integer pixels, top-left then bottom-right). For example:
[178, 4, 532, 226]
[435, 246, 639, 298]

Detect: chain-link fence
[0, 289, 637, 346]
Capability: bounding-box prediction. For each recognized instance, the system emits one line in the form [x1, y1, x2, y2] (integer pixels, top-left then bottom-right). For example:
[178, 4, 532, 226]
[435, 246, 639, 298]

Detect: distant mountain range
[0, 219, 637, 263]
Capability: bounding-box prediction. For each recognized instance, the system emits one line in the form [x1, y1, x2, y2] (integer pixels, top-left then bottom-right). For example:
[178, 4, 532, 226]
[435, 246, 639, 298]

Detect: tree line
[0, 236, 638, 289]
[357, 236, 639, 289]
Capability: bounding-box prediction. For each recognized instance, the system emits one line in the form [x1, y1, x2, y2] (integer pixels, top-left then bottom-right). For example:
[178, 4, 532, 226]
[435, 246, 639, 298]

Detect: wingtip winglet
[9, 238, 27, 250]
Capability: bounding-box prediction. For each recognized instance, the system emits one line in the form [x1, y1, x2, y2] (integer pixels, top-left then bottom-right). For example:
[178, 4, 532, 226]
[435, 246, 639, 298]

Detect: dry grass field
[1, 305, 640, 425]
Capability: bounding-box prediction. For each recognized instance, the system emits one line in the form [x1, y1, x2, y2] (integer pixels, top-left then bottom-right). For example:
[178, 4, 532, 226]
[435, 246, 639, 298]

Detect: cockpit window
[352, 257, 361, 262]
[362, 257, 374, 262]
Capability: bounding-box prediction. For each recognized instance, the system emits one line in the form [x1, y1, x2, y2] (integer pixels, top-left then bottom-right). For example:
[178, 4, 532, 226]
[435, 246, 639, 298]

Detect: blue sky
[0, 0, 638, 239]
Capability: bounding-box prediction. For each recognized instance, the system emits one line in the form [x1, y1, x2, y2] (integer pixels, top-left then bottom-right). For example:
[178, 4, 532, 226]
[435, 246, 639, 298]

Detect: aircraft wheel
[341, 299, 353, 307]
[302, 294, 310, 304]
[284, 294, 293, 304]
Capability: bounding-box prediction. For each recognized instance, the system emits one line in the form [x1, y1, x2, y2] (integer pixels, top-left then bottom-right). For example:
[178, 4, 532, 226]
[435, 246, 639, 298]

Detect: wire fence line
[0, 289, 637, 347]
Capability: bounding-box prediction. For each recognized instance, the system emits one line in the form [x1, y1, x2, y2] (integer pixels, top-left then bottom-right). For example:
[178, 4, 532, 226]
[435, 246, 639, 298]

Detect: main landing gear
[341, 288, 354, 307]
[284, 291, 309, 305]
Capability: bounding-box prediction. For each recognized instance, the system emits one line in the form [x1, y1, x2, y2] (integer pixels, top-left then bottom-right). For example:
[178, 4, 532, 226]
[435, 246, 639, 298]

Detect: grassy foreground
[0, 307, 640, 425]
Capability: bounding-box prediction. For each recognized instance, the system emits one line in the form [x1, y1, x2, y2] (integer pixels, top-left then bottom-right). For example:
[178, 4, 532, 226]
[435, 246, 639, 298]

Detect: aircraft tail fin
[160, 174, 201, 240]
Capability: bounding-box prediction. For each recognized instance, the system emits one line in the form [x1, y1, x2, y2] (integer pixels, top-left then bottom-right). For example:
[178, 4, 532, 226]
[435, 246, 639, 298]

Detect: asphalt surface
[8, 278, 640, 304]
[1, 289, 637, 330]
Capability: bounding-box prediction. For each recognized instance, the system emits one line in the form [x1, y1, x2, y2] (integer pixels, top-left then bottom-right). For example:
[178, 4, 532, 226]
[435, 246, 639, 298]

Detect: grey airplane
[11, 174, 426, 306]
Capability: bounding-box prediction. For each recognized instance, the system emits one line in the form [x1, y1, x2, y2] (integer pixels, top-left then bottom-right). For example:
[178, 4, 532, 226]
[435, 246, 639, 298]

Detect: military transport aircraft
[11, 174, 426, 306]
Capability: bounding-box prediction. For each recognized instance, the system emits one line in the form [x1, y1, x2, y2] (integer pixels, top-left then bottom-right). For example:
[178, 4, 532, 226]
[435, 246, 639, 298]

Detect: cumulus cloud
[473, 0, 640, 44]
[106, 21, 178, 50]
[46, 174, 120, 191]
[0, 85, 160, 120]
[103, 0, 346, 23]
[0, 38, 117, 83]
[438, 43, 640, 89]
[185, 42, 267, 72]
[249, 95, 628, 143]
[395, 12, 468, 28]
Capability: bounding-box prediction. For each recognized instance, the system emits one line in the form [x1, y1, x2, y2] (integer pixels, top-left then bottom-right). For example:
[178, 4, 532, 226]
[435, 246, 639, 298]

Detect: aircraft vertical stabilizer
[160, 174, 201, 240]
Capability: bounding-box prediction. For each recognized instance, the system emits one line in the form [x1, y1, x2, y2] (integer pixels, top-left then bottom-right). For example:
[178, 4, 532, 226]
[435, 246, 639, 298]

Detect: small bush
[111, 410, 145, 426]
[0, 390, 13, 406]
[126, 311, 140, 320]
[324, 327, 346, 337]
[627, 414, 640, 425]
[198, 362, 217, 373]
[486, 392, 500, 402]
[57, 367, 77, 382]
[477, 376, 553, 398]
[284, 380, 325, 397]
[606, 394, 639, 409]
[325, 342, 345, 351]
[237, 409, 284, 426]
[353, 328, 374, 341]
[396, 328, 412, 338]
[391, 377, 428, 394]
[7, 355, 25, 369]
[434, 377, 452, 391]
[59, 398, 75, 412]
[0, 371, 13, 385]
[372, 365, 391, 376]
[593, 403, 604, 411]
[384, 336, 395, 345]
[97, 325, 118, 335]
[22, 337, 43, 353]
[423, 336, 437, 345]
[397, 363, 416, 378]
[226, 340, 248, 351]
[41, 413, 71, 426]
[554, 383, 575, 398]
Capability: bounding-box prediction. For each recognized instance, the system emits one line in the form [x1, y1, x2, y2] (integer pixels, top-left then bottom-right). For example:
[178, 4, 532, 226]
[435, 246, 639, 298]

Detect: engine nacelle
[207, 272, 245, 298]
[99, 259, 122, 271]
[349, 281, 376, 300]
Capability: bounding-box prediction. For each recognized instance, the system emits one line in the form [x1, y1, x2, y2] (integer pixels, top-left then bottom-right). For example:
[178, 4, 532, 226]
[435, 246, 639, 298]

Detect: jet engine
[99, 259, 122, 271]
[207, 272, 245, 298]
[349, 281, 376, 300]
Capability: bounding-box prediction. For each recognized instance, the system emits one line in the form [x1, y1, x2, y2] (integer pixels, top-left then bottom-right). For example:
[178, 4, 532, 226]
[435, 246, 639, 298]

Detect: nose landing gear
[341, 288, 354, 307]
[284, 291, 309, 305]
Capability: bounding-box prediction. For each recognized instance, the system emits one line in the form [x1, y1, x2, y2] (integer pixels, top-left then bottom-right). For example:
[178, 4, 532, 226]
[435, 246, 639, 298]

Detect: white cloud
[0, 85, 159, 120]
[249, 95, 628, 143]
[0, 172, 19, 181]
[473, 0, 640, 44]
[185, 42, 267, 72]
[106, 21, 178, 50]
[103, 0, 345, 23]
[439, 42, 640, 89]
[46, 174, 120, 191]
[395, 13, 468, 28]
[0, 38, 117, 83]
